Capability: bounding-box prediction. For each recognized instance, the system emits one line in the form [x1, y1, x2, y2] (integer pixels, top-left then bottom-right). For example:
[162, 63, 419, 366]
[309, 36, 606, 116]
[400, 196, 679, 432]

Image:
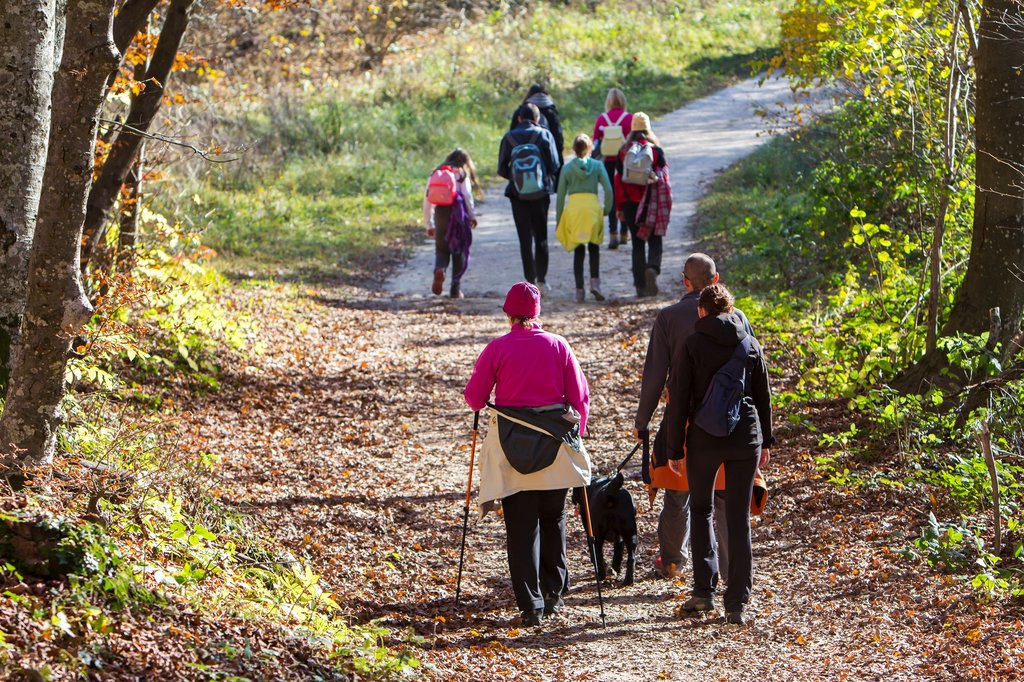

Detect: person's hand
[632, 426, 641, 443]
[470, 218, 478, 229]
[760, 448, 771, 468]
[668, 458, 684, 476]
[426, 227, 435, 238]
[616, 211, 624, 221]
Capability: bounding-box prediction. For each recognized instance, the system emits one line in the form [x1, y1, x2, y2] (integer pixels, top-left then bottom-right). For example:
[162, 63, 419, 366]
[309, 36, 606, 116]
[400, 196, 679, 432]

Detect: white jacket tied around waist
[477, 410, 592, 508]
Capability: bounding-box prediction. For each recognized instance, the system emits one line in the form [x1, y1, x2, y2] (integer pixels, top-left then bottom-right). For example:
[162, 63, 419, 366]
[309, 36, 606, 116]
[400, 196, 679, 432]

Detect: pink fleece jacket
[464, 324, 590, 434]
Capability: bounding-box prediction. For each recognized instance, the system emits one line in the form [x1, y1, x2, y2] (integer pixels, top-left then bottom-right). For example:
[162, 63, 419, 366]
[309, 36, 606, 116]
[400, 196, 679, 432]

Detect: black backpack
[692, 336, 753, 437]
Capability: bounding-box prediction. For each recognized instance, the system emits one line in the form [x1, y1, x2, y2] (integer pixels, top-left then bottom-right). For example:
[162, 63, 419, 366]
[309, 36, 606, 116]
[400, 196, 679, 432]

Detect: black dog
[573, 471, 638, 586]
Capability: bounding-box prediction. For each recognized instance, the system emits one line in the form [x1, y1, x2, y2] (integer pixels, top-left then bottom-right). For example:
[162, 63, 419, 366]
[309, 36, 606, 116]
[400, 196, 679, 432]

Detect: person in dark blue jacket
[498, 103, 562, 288]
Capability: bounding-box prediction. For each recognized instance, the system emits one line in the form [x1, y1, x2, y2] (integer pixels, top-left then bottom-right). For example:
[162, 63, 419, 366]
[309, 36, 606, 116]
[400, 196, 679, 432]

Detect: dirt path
[181, 77, 1021, 680]
[387, 74, 810, 302]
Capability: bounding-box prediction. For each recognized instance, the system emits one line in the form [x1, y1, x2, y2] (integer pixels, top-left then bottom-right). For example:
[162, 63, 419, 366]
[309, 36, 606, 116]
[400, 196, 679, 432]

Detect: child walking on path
[614, 112, 669, 297]
[592, 88, 632, 250]
[424, 149, 480, 298]
[555, 134, 613, 302]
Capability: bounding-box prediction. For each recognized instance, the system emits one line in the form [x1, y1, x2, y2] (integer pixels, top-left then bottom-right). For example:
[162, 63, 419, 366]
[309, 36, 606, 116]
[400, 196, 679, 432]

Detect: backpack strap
[600, 112, 612, 128]
[732, 335, 754, 389]
[613, 111, 628, 126]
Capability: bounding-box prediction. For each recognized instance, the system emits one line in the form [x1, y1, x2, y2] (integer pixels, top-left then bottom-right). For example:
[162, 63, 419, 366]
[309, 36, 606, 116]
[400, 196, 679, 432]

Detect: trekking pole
[580, 485, 607, 627]
[455, 411, 480, 608]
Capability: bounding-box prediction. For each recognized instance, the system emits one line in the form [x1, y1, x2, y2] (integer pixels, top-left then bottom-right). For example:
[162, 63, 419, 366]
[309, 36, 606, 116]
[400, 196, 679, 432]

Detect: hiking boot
[725, 609, 746, 625]
[589, 278, 605, 301]
[450, 283, 464, 299]
[608, 235, 619, 250]
[520, 608, 543, 627]
[654, 554, 679, 580]
[645, 267, 659, 296]
[619, 231, 630, 246]
[636, 286, 647, 298]
[678, 596, 715, 615]
[431, 269, 444, 295]
[543, 593, 564, 617]
[537, 280, 551, 293]
[575, 289, 585, 303]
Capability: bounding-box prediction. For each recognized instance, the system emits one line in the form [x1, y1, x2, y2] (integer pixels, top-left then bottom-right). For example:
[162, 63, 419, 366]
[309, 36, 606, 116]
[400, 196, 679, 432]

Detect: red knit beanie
[503, 282, 541, 318]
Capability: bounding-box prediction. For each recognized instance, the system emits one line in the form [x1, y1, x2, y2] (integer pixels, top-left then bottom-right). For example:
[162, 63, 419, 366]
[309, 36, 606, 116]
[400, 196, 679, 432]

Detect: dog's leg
[611, 535, 624, 575]
[622, 532, 638, 586]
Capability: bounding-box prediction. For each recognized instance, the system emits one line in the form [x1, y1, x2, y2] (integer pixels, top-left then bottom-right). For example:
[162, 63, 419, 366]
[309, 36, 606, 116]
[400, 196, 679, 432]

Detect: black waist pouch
[491, 404, 581, 475]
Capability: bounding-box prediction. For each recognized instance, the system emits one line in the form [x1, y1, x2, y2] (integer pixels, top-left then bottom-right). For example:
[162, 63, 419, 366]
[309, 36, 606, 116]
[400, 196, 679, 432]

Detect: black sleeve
[546, 105, 564, 157]
[655, 145, 667, 170]
[497, 132, 513, 180]
[749, 341, 775, 448]
[665, 340, 695, 460]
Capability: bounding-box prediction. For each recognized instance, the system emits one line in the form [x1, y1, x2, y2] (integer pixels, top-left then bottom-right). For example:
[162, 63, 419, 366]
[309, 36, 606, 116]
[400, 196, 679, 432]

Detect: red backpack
[427, 166, 459, 206]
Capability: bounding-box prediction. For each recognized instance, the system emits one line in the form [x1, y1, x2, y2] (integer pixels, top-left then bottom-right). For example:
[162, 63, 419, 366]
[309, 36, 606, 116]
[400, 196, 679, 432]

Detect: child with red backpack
[424, 149, 480, 298]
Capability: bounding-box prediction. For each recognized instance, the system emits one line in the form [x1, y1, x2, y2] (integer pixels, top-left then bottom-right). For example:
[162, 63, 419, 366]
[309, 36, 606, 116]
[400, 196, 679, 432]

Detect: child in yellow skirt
[555, 134, 614, 302]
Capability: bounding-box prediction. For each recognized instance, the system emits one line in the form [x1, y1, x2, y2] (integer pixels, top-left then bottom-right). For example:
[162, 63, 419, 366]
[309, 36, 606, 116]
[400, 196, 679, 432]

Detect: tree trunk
[0, 0, 120, 466]
[898, 0, 1024, 392]
[81, 0, 196, 268]
[0, 0, 60, 389]
[942, 0, 1024, 353]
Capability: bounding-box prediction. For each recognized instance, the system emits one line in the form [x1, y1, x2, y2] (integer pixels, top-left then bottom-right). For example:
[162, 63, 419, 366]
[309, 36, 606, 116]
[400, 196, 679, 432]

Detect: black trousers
[573, 243, 600, 289]
[502, 488, 569, 613]
[510, 196, 550, 284]
[622, 201, 663, 288]
[686, 447, 759, 612]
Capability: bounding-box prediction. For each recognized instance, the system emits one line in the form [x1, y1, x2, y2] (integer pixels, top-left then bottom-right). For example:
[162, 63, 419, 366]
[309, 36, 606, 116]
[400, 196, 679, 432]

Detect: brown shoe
[654, 554, 679, 579]
[431, 269, 444, 295]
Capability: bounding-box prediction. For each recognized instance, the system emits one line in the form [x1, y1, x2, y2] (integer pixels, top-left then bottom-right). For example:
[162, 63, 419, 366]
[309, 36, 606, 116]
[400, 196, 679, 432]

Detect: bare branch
[96, 117, 238, 163]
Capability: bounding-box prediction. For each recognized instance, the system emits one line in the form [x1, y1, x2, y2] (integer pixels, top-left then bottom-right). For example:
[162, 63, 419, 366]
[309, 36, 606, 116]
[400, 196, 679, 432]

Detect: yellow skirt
[556, 193, 604, 252]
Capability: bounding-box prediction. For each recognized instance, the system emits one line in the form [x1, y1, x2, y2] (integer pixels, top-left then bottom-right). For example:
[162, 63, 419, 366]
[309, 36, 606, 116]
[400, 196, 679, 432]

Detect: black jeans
[573, 244, 600, 289]
[502, 488, 570, 613]
[622, 201, 663, 289]
[510, 196, 550, 283]
[686, 448, 759, 612]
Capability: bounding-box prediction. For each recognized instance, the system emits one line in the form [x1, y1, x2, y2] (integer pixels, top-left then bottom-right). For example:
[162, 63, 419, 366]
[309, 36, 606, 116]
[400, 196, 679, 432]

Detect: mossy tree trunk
[0, 0, 119, 466]
[0, 0, 61, 390]
[899, 0, 1024, 392]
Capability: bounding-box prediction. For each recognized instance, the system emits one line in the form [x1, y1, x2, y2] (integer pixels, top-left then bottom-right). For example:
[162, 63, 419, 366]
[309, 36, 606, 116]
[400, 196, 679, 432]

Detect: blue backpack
[510, 133, 547, 199]
[692, 336, 753, 437]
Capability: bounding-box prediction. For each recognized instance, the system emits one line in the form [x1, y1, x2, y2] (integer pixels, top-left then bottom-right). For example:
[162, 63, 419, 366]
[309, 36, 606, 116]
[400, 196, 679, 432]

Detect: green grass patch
[186, 0, 789, 281]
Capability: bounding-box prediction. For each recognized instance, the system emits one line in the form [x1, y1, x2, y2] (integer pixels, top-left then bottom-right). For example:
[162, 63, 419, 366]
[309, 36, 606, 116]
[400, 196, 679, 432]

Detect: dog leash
[614, 442, 642, 473]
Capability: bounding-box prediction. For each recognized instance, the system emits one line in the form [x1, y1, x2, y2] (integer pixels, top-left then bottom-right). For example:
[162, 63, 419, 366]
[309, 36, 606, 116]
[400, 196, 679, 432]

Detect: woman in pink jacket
[592, 88, 633, 249]
[464, 282, 590, 627]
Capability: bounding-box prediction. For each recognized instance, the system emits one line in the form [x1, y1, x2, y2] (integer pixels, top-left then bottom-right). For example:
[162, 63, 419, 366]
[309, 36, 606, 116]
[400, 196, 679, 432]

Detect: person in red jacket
[613, 112, 667, 297]
[592, 88, 633, 249]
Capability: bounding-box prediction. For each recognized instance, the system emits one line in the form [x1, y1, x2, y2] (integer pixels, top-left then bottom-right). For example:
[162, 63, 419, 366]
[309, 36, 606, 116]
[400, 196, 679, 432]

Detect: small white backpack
[622, 142, 655, 185]
[600, 111, 629, 157]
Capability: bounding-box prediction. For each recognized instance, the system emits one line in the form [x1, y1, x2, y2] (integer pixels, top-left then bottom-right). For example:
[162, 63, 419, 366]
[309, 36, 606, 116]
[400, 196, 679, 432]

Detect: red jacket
[614, 139, 667, 207]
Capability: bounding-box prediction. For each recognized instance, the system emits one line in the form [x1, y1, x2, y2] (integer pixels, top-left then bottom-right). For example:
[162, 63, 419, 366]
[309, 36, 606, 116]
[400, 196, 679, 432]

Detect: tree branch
[96, 117, 238, 162]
